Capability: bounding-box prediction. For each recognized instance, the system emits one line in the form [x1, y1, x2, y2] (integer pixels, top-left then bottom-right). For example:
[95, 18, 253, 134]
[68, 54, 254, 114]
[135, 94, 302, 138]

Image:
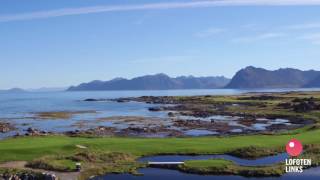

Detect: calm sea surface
[0, 88, 320, 138]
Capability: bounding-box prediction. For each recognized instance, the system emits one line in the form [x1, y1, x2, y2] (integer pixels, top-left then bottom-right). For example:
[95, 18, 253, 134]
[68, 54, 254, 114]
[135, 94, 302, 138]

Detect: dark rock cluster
[0, 122, 15, 133]
[293, 100, 320, 113]
[0, 172, 56, 180]
[118, 126, 182, 137]
[65, 126, 116, 136]
[25, 128, 50, 136]
[277, 97, 320, 113]
[83, 98, 108, 102]
[237, 95, 281, 101]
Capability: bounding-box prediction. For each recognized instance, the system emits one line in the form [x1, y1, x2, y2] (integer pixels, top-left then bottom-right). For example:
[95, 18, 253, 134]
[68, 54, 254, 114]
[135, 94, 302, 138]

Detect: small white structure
[148, 162, 184, 165]
[76, 162, 82, 171]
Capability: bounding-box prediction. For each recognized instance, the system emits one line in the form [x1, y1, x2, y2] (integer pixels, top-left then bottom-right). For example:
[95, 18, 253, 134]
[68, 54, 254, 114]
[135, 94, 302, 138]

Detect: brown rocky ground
[0, 161, 79, 180]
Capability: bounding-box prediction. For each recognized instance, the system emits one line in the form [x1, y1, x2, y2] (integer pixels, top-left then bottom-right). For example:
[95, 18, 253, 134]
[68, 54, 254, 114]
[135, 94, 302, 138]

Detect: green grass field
[1, 128, 320, 163]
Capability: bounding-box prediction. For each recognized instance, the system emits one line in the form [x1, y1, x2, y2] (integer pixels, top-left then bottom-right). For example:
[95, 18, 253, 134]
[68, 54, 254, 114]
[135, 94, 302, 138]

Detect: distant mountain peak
[110, 77, 126, 82]
[226, 67, 320, 89]
[244, 66, 257, 69]
[154, 73, 169, 76]
[68, 74, 230, 91]
[0, 88, 26, 93]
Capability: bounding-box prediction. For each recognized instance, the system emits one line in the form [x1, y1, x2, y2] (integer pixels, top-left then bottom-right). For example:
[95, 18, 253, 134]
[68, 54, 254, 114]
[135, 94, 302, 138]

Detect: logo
[285, 139, 312, 173]
[286, 139, 303, 157]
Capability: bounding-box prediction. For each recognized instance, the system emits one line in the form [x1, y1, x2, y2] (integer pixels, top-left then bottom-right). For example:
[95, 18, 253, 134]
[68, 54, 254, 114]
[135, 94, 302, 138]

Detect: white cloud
[194, 27, 226, 38]
[1, 0, 320, 22]
[232, 33, 285, 43]
[286, 22, 320, 30]
[299, 33, 320, 44]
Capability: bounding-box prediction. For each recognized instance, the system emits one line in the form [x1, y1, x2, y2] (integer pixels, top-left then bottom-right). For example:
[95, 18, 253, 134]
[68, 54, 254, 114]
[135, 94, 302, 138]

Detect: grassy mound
[26, 156, 77, 172]
[180, 159, 284, 176]
[26, 151, 136, 172]
[177, 144, 320, 177]
[228, 146, 282, 159]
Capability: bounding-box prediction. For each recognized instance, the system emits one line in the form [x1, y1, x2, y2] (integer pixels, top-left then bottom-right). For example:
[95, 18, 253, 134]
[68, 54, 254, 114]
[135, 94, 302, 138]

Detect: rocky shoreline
[2, 92, 318, 138]
[0, 122, 15, 133]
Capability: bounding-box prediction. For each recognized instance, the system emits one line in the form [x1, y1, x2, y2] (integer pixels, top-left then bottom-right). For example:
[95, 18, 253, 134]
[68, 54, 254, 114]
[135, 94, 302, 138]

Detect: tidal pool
[91, 153, 320, 180]
[138, 153, 289, 166]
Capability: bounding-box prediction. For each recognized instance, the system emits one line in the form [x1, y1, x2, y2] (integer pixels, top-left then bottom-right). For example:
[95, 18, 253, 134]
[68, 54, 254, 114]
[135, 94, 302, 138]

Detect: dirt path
[0, 161, 80, 180]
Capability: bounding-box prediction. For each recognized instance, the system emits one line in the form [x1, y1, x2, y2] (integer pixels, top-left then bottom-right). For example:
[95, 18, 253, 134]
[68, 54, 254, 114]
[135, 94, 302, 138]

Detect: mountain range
[4, 67, 320, 92]
[68, 67, 320, 91]
[226, 66, 320, 89]
[67, 73, 230, 91]
[0, 88, 26, 93]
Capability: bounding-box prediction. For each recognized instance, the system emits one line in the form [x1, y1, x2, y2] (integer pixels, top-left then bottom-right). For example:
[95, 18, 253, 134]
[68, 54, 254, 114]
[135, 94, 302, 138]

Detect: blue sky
[1, 0, 320, 89]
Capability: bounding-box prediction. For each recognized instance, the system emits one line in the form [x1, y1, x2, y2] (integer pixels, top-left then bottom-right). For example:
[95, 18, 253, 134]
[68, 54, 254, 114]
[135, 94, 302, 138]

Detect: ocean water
[0, 88, 319, 138]
[2, 88, 320, 114]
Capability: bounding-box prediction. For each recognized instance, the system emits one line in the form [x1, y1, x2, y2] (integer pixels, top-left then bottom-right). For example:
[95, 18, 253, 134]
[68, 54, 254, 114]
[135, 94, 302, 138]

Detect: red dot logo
[286, 139, 303, 157]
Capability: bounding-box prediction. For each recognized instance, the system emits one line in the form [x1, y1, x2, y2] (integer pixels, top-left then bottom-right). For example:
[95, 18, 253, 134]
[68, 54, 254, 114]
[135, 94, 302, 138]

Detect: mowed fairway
[1, 128, 320, 162]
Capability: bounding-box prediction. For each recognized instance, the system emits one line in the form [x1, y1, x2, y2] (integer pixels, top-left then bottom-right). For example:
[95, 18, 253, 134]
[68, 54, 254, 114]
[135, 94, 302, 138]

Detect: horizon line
[1, 66, 320, 90]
